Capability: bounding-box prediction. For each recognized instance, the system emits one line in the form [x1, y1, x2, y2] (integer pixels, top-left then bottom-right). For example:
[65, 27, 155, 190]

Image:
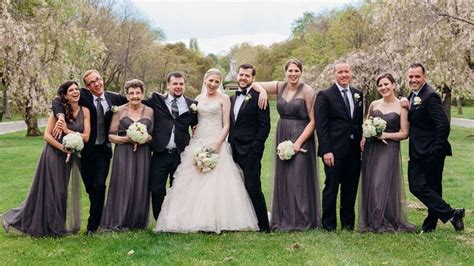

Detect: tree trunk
[456, 95, 463, 114]
[2, 74, 12, 119]
[24, 106, 42, 136]
[441, 84, 451, 122]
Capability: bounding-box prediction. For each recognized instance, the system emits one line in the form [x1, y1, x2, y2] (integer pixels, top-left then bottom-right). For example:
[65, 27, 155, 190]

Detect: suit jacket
[52, 88, 128, 158]
[229, 88, 270, 156]
[315, 83, 363, 160]
[408, 83, 452, 160]
[143, 93, 198, 153]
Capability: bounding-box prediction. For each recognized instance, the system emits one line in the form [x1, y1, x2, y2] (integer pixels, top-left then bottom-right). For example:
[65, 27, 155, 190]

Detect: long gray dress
[100, 104, 153, 231]
[359, 109, 416, 233]
[2, 109, 84, 237]
[270, 82, 321, 231]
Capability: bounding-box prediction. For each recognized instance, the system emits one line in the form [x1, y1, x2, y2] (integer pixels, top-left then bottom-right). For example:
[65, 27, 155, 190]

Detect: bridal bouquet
[363, 116, 387, 139]
[193, 147, 219, 173]
[62, 132, 84, 162]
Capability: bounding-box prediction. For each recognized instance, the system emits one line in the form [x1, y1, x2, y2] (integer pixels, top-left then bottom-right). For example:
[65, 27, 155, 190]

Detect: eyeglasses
[85, 77, 102, 86]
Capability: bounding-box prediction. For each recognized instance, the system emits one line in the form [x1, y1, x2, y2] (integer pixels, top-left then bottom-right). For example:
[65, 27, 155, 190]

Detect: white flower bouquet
[363, 116, 387, 140]
[127, 122, 149, 152]
[277, 140, 304, 160]
[62, 132, 84, 162]
[193, 147, 219, 173]
[127, 122, 149, 144]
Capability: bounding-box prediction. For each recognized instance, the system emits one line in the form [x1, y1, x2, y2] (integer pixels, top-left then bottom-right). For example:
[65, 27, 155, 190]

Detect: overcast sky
[131, 0, 358, 55]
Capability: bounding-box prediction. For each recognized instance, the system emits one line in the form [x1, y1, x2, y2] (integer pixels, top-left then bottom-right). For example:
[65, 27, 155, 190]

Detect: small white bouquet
[276, 141, 295, 160]
[363, 116, 387, 141]
[127, 122, 149, 151]
[193, 147, 219, 173]
[62, 132, 84, 162]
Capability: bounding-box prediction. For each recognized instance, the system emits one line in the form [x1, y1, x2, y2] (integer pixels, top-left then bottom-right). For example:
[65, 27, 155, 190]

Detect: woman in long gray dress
[359, 73, 415, 233]
[254, 59, 321, 231]
[100, 79, 153, 231]
[2, 81, 90, 237]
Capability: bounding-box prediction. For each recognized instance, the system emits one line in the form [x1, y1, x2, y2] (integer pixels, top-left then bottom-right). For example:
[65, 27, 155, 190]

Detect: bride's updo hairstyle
[58, 80, 79, 123]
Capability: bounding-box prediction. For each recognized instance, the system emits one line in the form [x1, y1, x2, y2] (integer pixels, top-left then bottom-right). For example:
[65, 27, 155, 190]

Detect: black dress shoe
[450, 208, 465, 232]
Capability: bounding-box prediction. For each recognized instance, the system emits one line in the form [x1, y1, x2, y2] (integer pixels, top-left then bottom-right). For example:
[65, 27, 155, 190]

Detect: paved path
[0, 117, 472, 135]
[0, 118, 48, 135]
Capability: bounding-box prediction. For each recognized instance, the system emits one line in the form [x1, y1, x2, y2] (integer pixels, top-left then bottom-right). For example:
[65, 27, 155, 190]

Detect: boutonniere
[189, 103, 198, 113]
[244, 94, 252, 102]
[413, 96, 422, 106]
[354, 93, 361, 102]
[110, 105, 118, 113]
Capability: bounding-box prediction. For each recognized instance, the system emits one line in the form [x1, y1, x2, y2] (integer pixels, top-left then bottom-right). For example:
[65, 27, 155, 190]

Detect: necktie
[342, 89, 350, 113]
[96, 97, 105, 144]
[171, 98, 179, 119]
[236, 90, 247, 96]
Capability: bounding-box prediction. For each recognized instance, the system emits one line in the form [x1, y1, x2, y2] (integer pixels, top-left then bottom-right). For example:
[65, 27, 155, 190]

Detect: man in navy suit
[406, 63, 464, 232]
[52, 70, 128, 234]
[315, 61, 363, 231]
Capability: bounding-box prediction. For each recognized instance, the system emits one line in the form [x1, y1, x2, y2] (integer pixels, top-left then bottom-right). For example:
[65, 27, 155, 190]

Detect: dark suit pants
[149, 150, 181, 220]
[322, 140, 361, 231]
[80, 144, 111, 232]
[408, 156, 454, 229]
[234, 149, 270, 232]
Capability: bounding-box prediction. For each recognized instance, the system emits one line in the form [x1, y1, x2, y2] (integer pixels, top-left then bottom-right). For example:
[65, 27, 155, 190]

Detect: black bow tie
[236, 90, 247, 96]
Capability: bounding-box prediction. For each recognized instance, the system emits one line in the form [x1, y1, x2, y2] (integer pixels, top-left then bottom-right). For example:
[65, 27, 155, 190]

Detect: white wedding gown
[154, 100, 259, 233]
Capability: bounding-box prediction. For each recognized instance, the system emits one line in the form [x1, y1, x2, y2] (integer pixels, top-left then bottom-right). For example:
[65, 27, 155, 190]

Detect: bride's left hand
[210, 143, 221, 154]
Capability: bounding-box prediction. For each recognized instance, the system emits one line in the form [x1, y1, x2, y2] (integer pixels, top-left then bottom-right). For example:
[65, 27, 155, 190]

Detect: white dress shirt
[164, 94, 189, 149]
[233, 87, 251, 119]
[93, 93, 110, 113]
[336, 82, 354, 118]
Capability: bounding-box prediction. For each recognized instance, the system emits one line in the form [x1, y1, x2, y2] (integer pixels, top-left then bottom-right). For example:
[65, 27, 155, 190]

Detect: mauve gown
[2, 109, 84, 237]
[359, 109, 416, 233]
[270, 82, 321, 231]
[100, 105, 153, 231]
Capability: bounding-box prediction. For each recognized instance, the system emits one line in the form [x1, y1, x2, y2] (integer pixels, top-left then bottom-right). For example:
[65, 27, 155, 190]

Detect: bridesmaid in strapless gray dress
[359, 109, 416, 233]
[2, 107, 85, 237]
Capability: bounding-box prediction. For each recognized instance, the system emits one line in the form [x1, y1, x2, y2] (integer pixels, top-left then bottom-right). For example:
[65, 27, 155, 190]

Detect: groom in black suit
[315, 61, 363, 231]
[406, 63, 464, 232]
[229, 63, 271, 232]
[52, 70, 128, 233]
[145, 72, 198, 220]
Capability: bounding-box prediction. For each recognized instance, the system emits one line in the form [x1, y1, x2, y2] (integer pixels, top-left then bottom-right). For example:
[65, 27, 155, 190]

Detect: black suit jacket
[52, 88, 128, 158]
[408, 83, 452, 160]
[143, 93, 198, 153]
[315, 83, 363, 160]
[229, 88, 270, 156]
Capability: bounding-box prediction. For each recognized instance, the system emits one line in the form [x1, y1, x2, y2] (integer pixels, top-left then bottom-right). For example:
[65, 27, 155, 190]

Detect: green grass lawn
[0, 102, 473, 264]
[451, 106, 474, 120]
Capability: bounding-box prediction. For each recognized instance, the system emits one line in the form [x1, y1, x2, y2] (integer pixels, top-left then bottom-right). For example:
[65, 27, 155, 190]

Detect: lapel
[157, 93, 174, 119]
[104, 92, 113, 113]
[235, 88, 252, 125]
[331, 84, 351, 119]
[230, 95, 236, 123]
[350, 87, 362, 117]
[408, 83, 427, 113]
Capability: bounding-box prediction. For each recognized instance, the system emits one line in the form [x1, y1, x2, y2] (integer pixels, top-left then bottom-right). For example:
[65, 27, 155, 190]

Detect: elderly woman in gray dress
[2, 80, 90, 237]
[100, 79, 153, 231]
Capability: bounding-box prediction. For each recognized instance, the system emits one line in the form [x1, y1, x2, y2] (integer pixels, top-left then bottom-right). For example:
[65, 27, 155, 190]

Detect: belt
[164, 148, 177, 153]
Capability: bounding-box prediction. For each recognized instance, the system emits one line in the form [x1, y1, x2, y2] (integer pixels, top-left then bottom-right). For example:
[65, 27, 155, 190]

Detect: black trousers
[80, 144, 111, 232]
[233, 149, 270, 232]
[408, 155, 454, 228]
[149, 150, 181, 220]
[321, 140, 361, 231]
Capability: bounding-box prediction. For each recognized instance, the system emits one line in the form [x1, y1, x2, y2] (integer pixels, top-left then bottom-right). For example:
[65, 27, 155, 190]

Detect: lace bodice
[193, 101, 223, 140]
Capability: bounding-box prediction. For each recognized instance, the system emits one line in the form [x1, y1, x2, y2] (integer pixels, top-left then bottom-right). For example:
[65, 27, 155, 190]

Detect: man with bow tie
[228, 63, 271, 232]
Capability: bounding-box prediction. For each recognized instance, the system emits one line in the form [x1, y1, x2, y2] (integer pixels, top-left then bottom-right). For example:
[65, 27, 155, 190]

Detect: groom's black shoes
[450, 208, 465, 231]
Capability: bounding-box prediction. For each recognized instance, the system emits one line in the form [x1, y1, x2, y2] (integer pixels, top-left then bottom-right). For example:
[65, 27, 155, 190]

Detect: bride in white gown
[154, 68, 259, 233]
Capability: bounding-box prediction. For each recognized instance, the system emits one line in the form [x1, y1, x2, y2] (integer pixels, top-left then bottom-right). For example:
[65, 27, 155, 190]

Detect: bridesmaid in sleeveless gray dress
[2, 81, 90, 237]
[359, 73, 415, 233]
[254, 59, 321, 231]
[100, 80, 153, 231]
